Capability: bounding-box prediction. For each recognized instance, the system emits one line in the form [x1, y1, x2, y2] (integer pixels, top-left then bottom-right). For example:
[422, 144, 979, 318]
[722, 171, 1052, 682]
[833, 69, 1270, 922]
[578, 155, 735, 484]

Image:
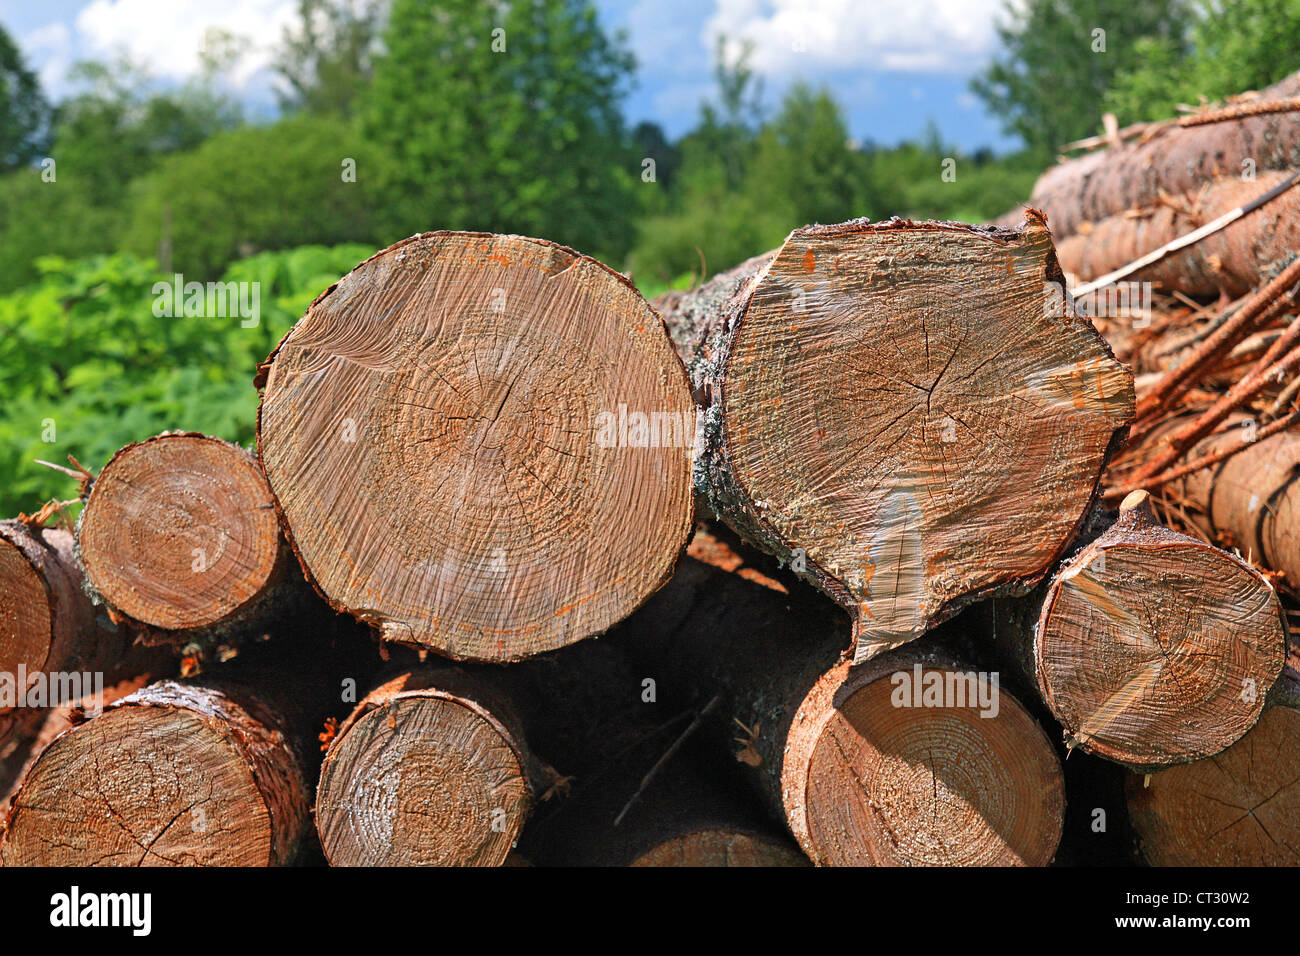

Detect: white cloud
[73, 0, 298, 87]
[21, 22, 74, 95]
[705, 0, 1004, 75]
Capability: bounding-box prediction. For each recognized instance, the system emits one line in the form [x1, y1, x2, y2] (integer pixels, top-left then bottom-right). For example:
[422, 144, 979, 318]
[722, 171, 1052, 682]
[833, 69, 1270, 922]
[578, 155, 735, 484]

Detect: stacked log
[655, 214, 1134, 662]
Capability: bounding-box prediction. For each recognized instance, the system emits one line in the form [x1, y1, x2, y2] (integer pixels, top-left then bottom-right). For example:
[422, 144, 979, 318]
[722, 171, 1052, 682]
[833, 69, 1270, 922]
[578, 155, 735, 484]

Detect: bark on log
[1125, 671, 1300, 866]
[0, 519, 132, 682]
[1164, 415, 1300, 590]
[1054, 172, 1300, 298]
[316, 666, 537, 867]
[0, 619, 374, 866]
[654, 215, 1133, 661]
[1005, 70, 1300, 239]
[255, 232, 695, 663]
[611, 557, 1066, 866]
[77, 432, 291, 641]
[987, 490, 1287, 771]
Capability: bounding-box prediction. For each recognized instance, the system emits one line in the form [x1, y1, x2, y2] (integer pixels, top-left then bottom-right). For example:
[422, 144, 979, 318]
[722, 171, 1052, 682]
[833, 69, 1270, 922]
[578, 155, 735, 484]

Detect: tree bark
[77, 432, 294, 645]
[1003, 70, 1300, 239]
[986, 490, 1287, 771]
[0, 518, 135, 683]
[255, 231, 695, 663]
[654, 214, 1133, 661]
[1053, 172, 1300, 298]
[316, 665, 539, 867]
[610, 556, 1066, 866]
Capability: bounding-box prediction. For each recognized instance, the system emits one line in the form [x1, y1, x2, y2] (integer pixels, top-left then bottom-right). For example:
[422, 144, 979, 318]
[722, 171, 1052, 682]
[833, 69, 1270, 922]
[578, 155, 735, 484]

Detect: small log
[1165, 415, 1300, 590]
[1004, 70, 1300, 239]
[1126, 672, 1300, 865]
[0, 518, 131, 679]
[988, 490, 1287, 770]
[0, 619, 375, 866]
[1054, 172, 1300, 298]
[77, 432, 291, 642]
[256, 232, 695, 663]
[612, 557, 1065, 866]
[655, 215, 1133, 661]
[316, 666, 537, 867]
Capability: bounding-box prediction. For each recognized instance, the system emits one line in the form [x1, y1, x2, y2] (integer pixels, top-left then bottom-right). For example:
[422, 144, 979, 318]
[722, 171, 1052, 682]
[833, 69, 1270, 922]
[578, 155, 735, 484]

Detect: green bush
[0, 243, 375, 516]
[121, 115, 389, 281]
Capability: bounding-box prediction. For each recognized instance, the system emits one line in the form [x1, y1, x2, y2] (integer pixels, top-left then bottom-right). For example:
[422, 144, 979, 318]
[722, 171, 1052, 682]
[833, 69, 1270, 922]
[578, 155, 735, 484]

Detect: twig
[1178, 97, 1300, 127]
[613, 692, 721, 827]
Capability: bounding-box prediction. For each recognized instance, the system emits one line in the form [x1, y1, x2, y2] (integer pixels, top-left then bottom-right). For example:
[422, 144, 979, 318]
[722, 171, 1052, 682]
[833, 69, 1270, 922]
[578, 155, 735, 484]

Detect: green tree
[971, 0, 1185, 155]
[0, 24, 50, 170]
[274, 0, 385, 117]
[122, 115, 389, 279]
[1105, 0, 1300, 121]
[362, 0, 638, 259]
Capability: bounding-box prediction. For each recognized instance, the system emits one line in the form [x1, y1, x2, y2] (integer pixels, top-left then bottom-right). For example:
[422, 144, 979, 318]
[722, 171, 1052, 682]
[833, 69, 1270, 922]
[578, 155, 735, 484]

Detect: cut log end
[708, 218, 1133, 662]
[258, 232, 695, 662]
[1, 687, 306, 866]
[786, 661, 1064, 866]
[1036, 525, 1286, 768]
[629, 829, 810, 867]
[316, 691, 531, 866]
[1127, 705, 1300, 866]
[0, 529, 54, 676]
[78, 434, 283, 632]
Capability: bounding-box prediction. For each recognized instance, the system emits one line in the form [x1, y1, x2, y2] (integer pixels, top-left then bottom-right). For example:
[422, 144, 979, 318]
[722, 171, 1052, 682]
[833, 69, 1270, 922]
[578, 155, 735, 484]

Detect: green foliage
[120, 115, 389, 279]
[0, 169, 117, 292]
[1105, 0, 1300, 121]
[971, 0, 1186, 156]
[362, 0, 639, 260]
[0, 244, 373, 516]
[274, 0, 384, 117]
[0, 24, 50, 170]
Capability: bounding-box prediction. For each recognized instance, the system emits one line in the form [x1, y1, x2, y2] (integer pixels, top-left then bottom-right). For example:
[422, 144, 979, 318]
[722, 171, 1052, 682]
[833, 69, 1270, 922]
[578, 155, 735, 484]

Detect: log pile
[1, 116, 1295, 867]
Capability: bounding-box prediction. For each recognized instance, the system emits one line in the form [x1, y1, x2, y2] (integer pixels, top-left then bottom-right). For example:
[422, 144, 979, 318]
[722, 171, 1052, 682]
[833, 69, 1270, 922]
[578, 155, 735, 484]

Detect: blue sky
[0, 0, 1020, 152]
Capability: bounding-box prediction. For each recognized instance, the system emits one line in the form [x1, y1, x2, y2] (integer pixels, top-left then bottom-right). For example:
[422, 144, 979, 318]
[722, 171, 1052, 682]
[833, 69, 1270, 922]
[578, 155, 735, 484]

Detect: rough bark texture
[655, 215, 1134, 662]
[987, 491, 1287, 771]
[1003, 70, 1300, 238]
[77, 432, 292, 641]
[256, 231, 695, 663]
[316, 665, 536, 867]
[611, 556, 1065, 866]
[0, 519, 133, 680]
[1054, 172, 1300, 298]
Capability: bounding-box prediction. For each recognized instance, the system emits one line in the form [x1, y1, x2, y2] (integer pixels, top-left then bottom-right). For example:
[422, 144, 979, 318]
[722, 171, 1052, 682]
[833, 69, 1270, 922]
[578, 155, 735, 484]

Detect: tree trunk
[1052, 172, 1300, 298]
[610, 556, 1066, 866]
[986, 490, 1287, 771]
[1162, 415, 1300, 590]
[654, 214, 1133, 661]
[315, 665, 538, 867]
[1003, 70, 1300, 239]
[0, 518, 135, 683]
[255, 231, 695, 663]
[77, 432, 293, 646]
[1125, 671, 1300, 865]
[0, 616, 375, 866]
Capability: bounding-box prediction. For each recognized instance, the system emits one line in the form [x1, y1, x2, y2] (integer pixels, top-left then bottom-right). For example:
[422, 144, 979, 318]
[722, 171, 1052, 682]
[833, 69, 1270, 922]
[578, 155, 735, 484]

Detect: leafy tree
[362, 0, 638, 259]
[0, 24, 50, 170]
[1105, 0, 1300, 121]
[274, 0, 385, 117]
[971, 0, 1185, 155]
[122, 115, 389, 279]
